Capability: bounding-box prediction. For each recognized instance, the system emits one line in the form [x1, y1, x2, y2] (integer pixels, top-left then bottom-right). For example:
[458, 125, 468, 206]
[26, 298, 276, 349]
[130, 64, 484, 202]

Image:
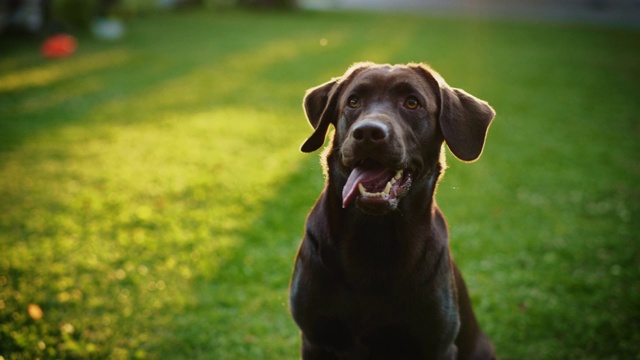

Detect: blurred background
[1, 0, 639, 359]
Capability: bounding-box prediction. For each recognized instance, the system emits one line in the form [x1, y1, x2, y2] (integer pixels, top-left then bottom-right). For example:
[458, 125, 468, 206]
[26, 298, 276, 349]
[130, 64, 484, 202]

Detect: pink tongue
[342, 161, 392, 208]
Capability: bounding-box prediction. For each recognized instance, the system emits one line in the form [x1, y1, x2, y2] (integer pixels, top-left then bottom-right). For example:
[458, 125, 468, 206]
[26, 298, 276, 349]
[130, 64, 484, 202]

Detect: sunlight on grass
[0, 104, 307, 357]
[0, 29, 317, 356]
[0, 48, 131, 93]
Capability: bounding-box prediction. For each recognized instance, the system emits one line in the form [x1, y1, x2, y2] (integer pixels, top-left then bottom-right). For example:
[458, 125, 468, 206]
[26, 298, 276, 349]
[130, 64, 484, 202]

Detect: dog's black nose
[352, 121, 389, 143]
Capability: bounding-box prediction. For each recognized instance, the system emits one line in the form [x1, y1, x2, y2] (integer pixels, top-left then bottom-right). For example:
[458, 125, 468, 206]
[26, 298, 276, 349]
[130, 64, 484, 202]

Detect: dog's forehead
[337, 65, 439, 115]
[343, 65, 430, 95]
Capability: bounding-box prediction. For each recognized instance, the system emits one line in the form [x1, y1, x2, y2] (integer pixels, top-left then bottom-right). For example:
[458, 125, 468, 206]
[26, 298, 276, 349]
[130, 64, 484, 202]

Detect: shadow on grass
[0, 12, 313, 154]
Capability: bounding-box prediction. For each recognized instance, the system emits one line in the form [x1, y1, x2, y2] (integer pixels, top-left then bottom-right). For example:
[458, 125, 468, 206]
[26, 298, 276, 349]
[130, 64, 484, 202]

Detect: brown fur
[290, 63, 496, 359]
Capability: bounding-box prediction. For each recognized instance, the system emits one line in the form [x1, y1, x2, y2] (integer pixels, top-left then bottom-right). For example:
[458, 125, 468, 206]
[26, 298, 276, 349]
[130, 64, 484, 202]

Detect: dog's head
[301, 62, 495, 215]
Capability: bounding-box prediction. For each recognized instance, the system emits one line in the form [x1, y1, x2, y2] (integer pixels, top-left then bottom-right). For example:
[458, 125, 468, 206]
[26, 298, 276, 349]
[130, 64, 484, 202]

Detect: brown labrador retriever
[289, 62, 496, 359]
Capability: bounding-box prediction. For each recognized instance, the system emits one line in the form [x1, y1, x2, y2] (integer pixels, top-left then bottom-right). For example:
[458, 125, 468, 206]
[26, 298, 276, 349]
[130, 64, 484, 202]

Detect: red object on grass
[42, 34, 78, 59]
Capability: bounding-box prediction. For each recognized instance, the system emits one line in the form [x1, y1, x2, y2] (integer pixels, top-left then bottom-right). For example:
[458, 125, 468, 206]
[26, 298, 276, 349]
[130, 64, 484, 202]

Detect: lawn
[1, 9, 639, 359]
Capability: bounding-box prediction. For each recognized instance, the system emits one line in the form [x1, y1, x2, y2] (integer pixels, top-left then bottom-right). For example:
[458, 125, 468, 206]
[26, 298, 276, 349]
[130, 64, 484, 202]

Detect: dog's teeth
[358, 182, 392, 198]
[358, 183, 391, 197]
[394, 170, 403, 180]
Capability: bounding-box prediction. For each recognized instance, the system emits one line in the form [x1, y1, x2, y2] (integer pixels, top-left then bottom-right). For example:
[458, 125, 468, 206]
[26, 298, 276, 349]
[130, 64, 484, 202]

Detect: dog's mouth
[342, 159, 412, 211]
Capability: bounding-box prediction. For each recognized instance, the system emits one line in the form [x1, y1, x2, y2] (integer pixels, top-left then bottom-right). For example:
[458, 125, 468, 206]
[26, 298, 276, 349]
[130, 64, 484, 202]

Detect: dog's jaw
[340, 159, 413, 215]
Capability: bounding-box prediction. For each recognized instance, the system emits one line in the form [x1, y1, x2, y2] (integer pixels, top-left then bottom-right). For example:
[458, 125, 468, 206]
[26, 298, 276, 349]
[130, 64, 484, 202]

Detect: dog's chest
[299, 286, 456, 357]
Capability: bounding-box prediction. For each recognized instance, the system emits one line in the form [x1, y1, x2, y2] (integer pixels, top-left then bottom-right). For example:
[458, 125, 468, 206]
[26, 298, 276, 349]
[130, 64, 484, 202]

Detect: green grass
[1, 9, 639, 359]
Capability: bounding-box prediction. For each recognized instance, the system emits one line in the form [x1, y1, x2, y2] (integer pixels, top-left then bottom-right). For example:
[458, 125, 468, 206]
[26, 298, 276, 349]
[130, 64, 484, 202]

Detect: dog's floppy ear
[440, 87, 495, 162]
[412, 64, 495, 162]
[300, 79, 340, 153]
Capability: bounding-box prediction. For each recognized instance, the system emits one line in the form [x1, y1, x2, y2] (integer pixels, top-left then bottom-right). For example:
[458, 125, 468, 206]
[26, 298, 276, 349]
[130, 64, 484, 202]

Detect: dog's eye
[347, 96, 360, 109]
[404, 97, 420, 110]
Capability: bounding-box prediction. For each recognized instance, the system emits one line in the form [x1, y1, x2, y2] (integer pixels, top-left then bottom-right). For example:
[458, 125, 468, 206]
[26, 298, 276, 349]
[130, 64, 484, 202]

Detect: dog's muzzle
[340, 120, 412, 214]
